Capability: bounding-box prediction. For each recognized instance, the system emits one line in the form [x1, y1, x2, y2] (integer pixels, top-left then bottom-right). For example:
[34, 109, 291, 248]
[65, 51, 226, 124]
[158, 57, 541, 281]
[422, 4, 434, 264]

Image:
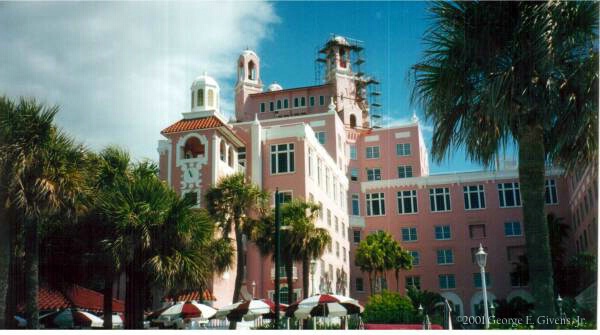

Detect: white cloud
[0, 1, 278, 160]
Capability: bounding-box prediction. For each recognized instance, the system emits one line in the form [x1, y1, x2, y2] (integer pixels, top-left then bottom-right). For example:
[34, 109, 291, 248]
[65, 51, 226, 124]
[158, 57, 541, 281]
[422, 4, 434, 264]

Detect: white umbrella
[156, 300, 216, 319]
[214, 299, 285, 322]
[286, 294, 363, 319]
[14, 315, 26, 328]
[40, 308, 104, 328]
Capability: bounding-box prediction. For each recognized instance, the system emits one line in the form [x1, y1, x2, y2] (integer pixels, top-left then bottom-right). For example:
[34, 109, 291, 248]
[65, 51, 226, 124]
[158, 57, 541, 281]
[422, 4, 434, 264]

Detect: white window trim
[430, 187, 452, 212]
[397, 190, 418, 215]
[463, 184, 486, 211]
[365, 146, 381, 160]
[366, 192, 385, 216]
[270, 143, 295, 175]
[401, 227, 418, 242]
[498, 182, 522, 208]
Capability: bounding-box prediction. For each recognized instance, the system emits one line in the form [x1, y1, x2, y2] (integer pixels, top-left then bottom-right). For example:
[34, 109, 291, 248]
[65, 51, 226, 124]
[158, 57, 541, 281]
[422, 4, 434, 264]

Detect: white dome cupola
[190, 72, 220, 114]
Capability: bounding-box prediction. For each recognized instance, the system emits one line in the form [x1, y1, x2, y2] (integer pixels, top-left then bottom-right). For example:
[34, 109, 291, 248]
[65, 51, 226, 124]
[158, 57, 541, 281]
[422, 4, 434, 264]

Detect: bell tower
[235, 49, 263, 121]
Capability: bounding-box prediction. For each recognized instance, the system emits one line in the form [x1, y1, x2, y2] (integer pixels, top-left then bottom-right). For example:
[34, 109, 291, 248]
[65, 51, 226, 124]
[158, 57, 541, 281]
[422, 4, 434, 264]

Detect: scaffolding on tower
[314, 34, 383, 129]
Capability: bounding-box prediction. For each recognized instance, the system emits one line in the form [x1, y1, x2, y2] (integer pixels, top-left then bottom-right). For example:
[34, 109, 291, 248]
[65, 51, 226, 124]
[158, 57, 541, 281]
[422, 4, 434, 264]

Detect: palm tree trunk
[518, 124, 556, 322]
[302, 257, 309, 299]
[0, 192, 9, 329]
[5, 217, 18, 329]
[368, 273, 374, 296]
[125, 249, 145, 329]
[103, 275, 113, 329]
[24, 217, 39, 329]
[395, 271, 400, 293]
[229, 226, 245, 330]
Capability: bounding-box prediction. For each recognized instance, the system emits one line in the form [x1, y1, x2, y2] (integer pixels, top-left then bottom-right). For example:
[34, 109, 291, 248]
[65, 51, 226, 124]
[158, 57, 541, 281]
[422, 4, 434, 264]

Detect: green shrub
[363, 290, 418, 324]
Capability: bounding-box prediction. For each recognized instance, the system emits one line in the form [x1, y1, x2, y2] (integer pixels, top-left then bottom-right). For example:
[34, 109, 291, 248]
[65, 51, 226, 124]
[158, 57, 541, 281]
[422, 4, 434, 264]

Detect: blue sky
[0, 1, 508, 173]
[257, 1, 487, 173]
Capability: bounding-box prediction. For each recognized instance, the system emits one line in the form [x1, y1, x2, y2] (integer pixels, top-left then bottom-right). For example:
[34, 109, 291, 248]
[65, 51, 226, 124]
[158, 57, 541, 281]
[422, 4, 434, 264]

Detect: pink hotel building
[158, 36, 597, 316]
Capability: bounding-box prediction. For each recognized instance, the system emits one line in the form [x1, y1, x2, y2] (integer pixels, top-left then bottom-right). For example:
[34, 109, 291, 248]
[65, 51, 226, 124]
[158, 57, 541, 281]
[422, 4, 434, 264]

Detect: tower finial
[328, 97, 336, 113]
[411, 110, 419, 123]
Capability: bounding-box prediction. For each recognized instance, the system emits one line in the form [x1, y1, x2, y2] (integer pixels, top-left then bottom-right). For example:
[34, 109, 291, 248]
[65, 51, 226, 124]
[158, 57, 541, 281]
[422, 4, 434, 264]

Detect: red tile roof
[19, 285, 124, 313]
[161, 116, 225, 134]
[164, 289, 216, 302]
[64, 285, 124, 313]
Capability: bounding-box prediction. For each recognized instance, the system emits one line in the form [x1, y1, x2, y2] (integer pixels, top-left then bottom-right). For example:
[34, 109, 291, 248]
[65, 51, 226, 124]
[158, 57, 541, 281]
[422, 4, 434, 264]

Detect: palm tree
[392, 246, 413, 294]
[84, 146, 131, 329]
[205, 173, 267, 329]
[411, 1, 598, 319]
[0, 97, 87, 328]
[100, 161, 230, 329]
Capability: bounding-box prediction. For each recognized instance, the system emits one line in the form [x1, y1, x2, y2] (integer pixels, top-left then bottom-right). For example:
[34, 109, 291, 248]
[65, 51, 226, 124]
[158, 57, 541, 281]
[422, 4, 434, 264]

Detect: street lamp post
[310, 259, 317, 296]
[557, 295, 564, 319]
[252, 281, 256, 299]
[475, 244, 490, 329]
[274, 189, 282, 329]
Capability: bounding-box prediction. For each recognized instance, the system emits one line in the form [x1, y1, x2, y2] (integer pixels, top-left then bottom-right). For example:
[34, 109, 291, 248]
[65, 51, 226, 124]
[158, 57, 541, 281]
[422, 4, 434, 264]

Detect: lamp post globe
[475, 244, 490, 329]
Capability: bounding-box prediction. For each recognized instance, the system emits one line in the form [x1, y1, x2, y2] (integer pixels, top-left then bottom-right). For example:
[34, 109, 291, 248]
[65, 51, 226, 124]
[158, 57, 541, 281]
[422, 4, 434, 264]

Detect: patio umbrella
[285, 294, 364, 319]
[14, 315, 26, 328]
[154, 300, 217, 320]
[40, 308, 104, 328]
[214, 299, 287, 322]
[101, 313, 124, 329]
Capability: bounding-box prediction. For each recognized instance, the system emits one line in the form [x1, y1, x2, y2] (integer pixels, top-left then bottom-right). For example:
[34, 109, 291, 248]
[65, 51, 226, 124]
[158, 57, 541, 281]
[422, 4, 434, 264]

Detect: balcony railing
[271, 267, 298, 280]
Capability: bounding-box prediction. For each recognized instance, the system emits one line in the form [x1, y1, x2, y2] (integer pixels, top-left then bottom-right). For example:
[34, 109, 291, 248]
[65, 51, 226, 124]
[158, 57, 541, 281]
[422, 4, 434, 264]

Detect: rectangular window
[351, 194, 360, 215]
[396, 143, 411, 156]
[350, 145, 357, 160]
[277, 191, 292, 204]
[343, 247, 347, 262]
[437, 249, 454, 264]
[260, 102, 266, 113]
[276, 100, 282, 110]
[366, 192, 385, 216]
[327, 209, 332, 226]
[283, 99, 289, 109]
[435, 225, 452, 240]
[469, 224, 486, 239]
[366, 146, 380, 159]
[545, 179, 558, 204]
[401, 227, 418, 242]
[270, 143, 295, 174]
[504, 221, 522, 236]
[335, 216, 339, 232]
[439, 274, 456, 289]
[300, 97, 306, 107]
[406, 276, 421, 290]
[336, 242, 340, 258]
[510, 271, 529, 287]
[398, 165, 413, 178]
[309, 96, 315, 106]
[353, 230, 361, 243]
[366, 168, 382, 181]
[269, 101, 274, 112]
[293, 97, 299, 107]
[317, 159, 322, 185]
[473, 272, 491, 288]
[397, 190, 418, 214]
[498, 182, 521, 207]
[410, 251, 420, 266]
[319, 95, 325, 106]
[316, 131, 326, 145]
[355, 278, 364, 292]
[238, 147, 246, 167]
[350, 168, 359, 182]
[464, 185, 486, 210]
[429, 187, 451, 212]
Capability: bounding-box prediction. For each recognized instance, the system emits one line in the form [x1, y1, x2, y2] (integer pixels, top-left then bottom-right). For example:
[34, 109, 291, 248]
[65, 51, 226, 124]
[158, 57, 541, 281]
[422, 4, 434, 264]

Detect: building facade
[158, 36, 595, 315]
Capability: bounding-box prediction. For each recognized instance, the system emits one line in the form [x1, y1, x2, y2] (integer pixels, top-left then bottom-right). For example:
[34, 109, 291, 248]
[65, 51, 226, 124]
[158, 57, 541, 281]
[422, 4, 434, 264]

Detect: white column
[211, 134, 220, 185]
[251, 115, 262, 187]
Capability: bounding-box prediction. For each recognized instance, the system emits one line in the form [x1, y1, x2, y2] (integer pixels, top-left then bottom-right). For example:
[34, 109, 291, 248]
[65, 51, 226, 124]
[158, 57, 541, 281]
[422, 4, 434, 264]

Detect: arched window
[220, 141, 226, 162]
[339, 48, 347, 68]
[248, 61, 256, 80]
[238, 61, 244, 80]
[228, 147, 235, 167]
[197, 89, 204, 107]
[207, 89, 214, 107]
[349, 114, 357, 128]
[183, 137, 205, 159]
[191, 92, 194, 109]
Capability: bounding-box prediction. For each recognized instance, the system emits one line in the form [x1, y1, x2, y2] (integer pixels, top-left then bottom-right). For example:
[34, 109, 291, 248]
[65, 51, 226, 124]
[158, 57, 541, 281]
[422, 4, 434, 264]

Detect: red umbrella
[214, 299, 287, 322]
